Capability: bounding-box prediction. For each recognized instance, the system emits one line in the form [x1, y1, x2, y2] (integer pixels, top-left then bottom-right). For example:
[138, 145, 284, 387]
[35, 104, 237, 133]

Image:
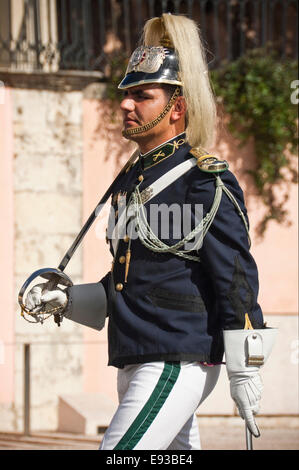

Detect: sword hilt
[18, 267, 73, 325]
[46, 277, 63, 327]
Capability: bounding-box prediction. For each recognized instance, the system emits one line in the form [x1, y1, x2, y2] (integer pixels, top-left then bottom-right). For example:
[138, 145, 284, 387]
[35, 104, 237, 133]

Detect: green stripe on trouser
[114, 362, 181, 450]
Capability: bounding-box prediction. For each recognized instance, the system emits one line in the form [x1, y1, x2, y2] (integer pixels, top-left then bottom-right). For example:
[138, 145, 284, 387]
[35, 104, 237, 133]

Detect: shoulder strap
[190, 147, 229, 173]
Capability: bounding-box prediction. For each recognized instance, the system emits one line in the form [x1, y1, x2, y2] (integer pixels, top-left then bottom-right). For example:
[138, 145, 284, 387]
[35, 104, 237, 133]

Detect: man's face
[120, 84, 170, 140]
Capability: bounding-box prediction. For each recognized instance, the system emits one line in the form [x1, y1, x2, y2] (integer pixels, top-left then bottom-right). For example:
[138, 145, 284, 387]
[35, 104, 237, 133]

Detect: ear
[170, 96, 187, 123]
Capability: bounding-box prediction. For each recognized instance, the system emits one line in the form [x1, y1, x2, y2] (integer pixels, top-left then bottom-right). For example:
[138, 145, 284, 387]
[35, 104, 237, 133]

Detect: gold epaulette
[190, 147, 229, 173]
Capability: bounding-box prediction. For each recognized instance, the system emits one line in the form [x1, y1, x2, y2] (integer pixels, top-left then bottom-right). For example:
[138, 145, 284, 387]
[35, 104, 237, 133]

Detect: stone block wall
[8, 88, 85, 432]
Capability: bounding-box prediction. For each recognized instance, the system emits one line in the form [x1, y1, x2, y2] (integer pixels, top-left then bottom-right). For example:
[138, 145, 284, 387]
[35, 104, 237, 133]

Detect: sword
[18, 150, 139, 325]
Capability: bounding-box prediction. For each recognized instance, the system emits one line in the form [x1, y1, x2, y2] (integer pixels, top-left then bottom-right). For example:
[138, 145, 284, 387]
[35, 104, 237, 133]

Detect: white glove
[230, 372, 263, 437]
[25, 282, 68, 313]
[223, 328, 277, 438]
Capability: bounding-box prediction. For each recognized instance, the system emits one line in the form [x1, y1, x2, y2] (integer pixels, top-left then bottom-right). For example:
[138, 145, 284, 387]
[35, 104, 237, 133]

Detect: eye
[137, 92, 150, 100]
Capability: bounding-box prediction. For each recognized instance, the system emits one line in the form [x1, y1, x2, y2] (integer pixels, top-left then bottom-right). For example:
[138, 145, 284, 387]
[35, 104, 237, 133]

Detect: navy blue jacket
[101, 136, 264, 368]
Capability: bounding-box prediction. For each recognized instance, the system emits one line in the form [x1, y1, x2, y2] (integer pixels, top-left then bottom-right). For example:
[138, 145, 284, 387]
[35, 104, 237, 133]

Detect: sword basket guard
[18, 267, 73, 325]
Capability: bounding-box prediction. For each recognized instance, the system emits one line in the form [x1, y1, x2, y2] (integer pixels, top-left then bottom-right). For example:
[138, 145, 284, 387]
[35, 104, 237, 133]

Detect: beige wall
[0, 86, 86, 431]
[0, 87, 15, 409]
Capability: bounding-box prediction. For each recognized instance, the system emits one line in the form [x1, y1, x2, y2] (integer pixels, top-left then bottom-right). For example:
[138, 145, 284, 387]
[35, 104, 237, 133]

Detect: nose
[120, 94, 135, 112]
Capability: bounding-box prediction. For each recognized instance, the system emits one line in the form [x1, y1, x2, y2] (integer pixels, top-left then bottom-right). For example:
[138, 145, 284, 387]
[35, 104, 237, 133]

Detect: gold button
[124, 235, 130, 243]
[138, 175, 144, 182]
[116, 283, 123, 291]
[119, 256, 126, 264]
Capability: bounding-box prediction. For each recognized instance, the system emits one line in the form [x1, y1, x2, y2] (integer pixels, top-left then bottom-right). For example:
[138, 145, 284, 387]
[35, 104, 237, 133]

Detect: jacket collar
[139, 132, 186, 170]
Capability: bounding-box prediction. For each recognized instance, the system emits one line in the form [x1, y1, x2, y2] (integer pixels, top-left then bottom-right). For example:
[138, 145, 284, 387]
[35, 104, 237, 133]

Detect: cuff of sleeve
[64, 282, 107, 331]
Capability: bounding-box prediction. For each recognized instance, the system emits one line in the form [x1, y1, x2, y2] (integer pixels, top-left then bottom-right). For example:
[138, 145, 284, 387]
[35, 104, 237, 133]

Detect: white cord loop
[127, 174, 250, 261]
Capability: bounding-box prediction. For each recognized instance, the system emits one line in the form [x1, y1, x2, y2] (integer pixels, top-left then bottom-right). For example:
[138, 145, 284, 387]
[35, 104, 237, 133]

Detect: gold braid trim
[122, 87, 181, 137]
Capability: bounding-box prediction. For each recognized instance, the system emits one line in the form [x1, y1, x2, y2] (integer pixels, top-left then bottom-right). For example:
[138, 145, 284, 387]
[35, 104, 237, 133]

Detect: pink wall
[250, 184, 298, 315]
[0, 87, 15, 403]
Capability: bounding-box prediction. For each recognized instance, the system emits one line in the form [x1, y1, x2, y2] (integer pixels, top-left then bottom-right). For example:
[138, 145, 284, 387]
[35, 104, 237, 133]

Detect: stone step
[0, 431, 101, 450]
[57, 393, 117, 435]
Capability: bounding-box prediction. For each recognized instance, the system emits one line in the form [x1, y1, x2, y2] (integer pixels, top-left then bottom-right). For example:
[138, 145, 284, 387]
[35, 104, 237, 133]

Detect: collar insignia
[141, 136, 186, 170]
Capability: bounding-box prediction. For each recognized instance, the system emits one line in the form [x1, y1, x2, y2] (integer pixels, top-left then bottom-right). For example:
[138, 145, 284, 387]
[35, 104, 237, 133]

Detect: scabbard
[246, 425, 253, 450]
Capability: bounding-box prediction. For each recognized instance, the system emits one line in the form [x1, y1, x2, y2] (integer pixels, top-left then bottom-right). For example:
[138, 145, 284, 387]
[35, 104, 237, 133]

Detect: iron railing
[0, 0, 298, 74]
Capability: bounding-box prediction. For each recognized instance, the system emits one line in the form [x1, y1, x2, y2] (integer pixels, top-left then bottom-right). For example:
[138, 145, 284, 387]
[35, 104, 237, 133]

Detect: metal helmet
[118, 45, 182, 90]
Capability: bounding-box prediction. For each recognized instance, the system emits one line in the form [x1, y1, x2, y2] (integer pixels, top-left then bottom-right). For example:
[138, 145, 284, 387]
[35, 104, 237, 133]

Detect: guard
[23, 14, 277, 450]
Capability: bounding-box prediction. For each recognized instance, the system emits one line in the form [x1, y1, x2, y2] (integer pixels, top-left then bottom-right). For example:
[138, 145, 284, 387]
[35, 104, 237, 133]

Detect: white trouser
[99, 361, 220, 450]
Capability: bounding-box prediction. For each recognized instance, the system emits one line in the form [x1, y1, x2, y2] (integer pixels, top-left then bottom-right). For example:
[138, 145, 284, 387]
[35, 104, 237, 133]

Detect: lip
[124, 117, 139, 125]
